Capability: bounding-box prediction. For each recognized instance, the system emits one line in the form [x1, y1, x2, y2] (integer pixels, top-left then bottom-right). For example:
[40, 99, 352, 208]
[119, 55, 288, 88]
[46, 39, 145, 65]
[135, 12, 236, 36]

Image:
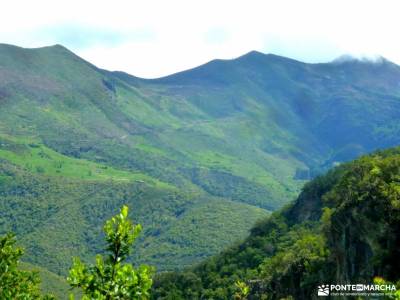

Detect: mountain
[1, 43, 400, 283]
[152, 147, 400, 299]
[20, 262, 80, 299]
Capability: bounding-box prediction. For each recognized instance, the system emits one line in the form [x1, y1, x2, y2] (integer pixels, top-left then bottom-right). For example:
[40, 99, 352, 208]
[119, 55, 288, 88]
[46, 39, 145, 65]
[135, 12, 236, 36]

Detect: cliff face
[326, 154, 400, 284]
[152, 148, 400, 299]
[3, 44, 400, 280]
[268, 150, 400, 299]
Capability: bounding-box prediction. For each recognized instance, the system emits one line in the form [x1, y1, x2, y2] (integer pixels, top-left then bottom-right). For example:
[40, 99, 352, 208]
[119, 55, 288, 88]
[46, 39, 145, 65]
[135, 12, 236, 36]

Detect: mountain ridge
[2, 43, 398, 79]
[1, 43, 400, 290]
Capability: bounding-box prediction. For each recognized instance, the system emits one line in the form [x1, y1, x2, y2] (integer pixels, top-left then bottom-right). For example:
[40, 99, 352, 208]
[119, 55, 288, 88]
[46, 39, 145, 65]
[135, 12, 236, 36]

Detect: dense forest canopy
[1, 44, 400, 298]
[152, 147, 400, 299]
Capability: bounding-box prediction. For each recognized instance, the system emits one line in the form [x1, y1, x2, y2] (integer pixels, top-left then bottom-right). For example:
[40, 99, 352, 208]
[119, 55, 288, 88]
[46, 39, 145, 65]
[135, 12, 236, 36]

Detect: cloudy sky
[1, 0, 399, 78]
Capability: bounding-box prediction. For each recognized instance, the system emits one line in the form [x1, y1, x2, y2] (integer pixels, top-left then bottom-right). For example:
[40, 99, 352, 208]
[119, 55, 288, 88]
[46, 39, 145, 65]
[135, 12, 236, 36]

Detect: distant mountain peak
[0, 43, 65, 51]
[332, 54, 390, 65]
[240, 50, 286, 59]
[242, 50, 265, 57]
[236, 51, 304, 65]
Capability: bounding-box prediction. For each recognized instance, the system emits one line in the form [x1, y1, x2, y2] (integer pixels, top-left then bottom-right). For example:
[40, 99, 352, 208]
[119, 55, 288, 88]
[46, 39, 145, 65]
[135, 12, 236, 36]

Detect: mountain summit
[1, 44, 400, 278]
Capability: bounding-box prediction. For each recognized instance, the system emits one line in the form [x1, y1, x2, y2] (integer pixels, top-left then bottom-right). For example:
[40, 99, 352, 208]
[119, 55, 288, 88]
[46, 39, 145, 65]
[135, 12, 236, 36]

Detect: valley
[1, 43, 400, 298]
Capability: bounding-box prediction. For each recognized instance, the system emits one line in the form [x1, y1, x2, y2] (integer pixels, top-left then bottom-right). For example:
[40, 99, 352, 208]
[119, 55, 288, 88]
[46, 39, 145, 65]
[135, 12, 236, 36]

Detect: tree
[234, 280, 249, 300]
[0, 233, 53, 299]
[68, 205, 154, 299]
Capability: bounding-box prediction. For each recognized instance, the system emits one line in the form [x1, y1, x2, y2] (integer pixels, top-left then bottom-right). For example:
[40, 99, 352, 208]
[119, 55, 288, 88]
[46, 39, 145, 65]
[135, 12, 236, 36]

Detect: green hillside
[0, 158, 267, 275]
[152, 147, 400, 299]
[1, 43, 400, 297]
[20, 262, 80, 300]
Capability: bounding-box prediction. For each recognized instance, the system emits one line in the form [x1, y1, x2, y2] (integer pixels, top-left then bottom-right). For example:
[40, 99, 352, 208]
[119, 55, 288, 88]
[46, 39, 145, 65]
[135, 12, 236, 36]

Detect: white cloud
[1, 0, 400, 77]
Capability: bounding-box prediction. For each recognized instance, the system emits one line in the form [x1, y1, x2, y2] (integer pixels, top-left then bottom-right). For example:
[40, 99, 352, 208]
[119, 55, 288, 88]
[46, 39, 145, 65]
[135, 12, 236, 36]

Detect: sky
[1, 0, 399, 78]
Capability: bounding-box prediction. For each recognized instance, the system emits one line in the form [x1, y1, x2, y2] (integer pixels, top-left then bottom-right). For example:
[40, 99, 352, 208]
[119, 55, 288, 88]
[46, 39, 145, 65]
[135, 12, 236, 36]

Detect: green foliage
[151, 271, 202, 300]
[0, 233, 53, 299]
[323, 153, 400, 281]
[152, 148, 400, 299]
[373, 277, 400, 300]
[0, 138, 167, 184]
[20, 262, 81, 300]
[68, 206, 154, 299]
[0, 158, 267, 280]
[259, 231, 328, 298]
[234, 280, 250, 300]
[2, 44, 400, 297]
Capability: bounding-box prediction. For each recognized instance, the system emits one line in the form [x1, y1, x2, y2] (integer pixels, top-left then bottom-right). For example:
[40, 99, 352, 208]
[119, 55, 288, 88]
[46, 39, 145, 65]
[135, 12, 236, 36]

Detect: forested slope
[152, 147, 400, 299]
[1, 43, 400, 285]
